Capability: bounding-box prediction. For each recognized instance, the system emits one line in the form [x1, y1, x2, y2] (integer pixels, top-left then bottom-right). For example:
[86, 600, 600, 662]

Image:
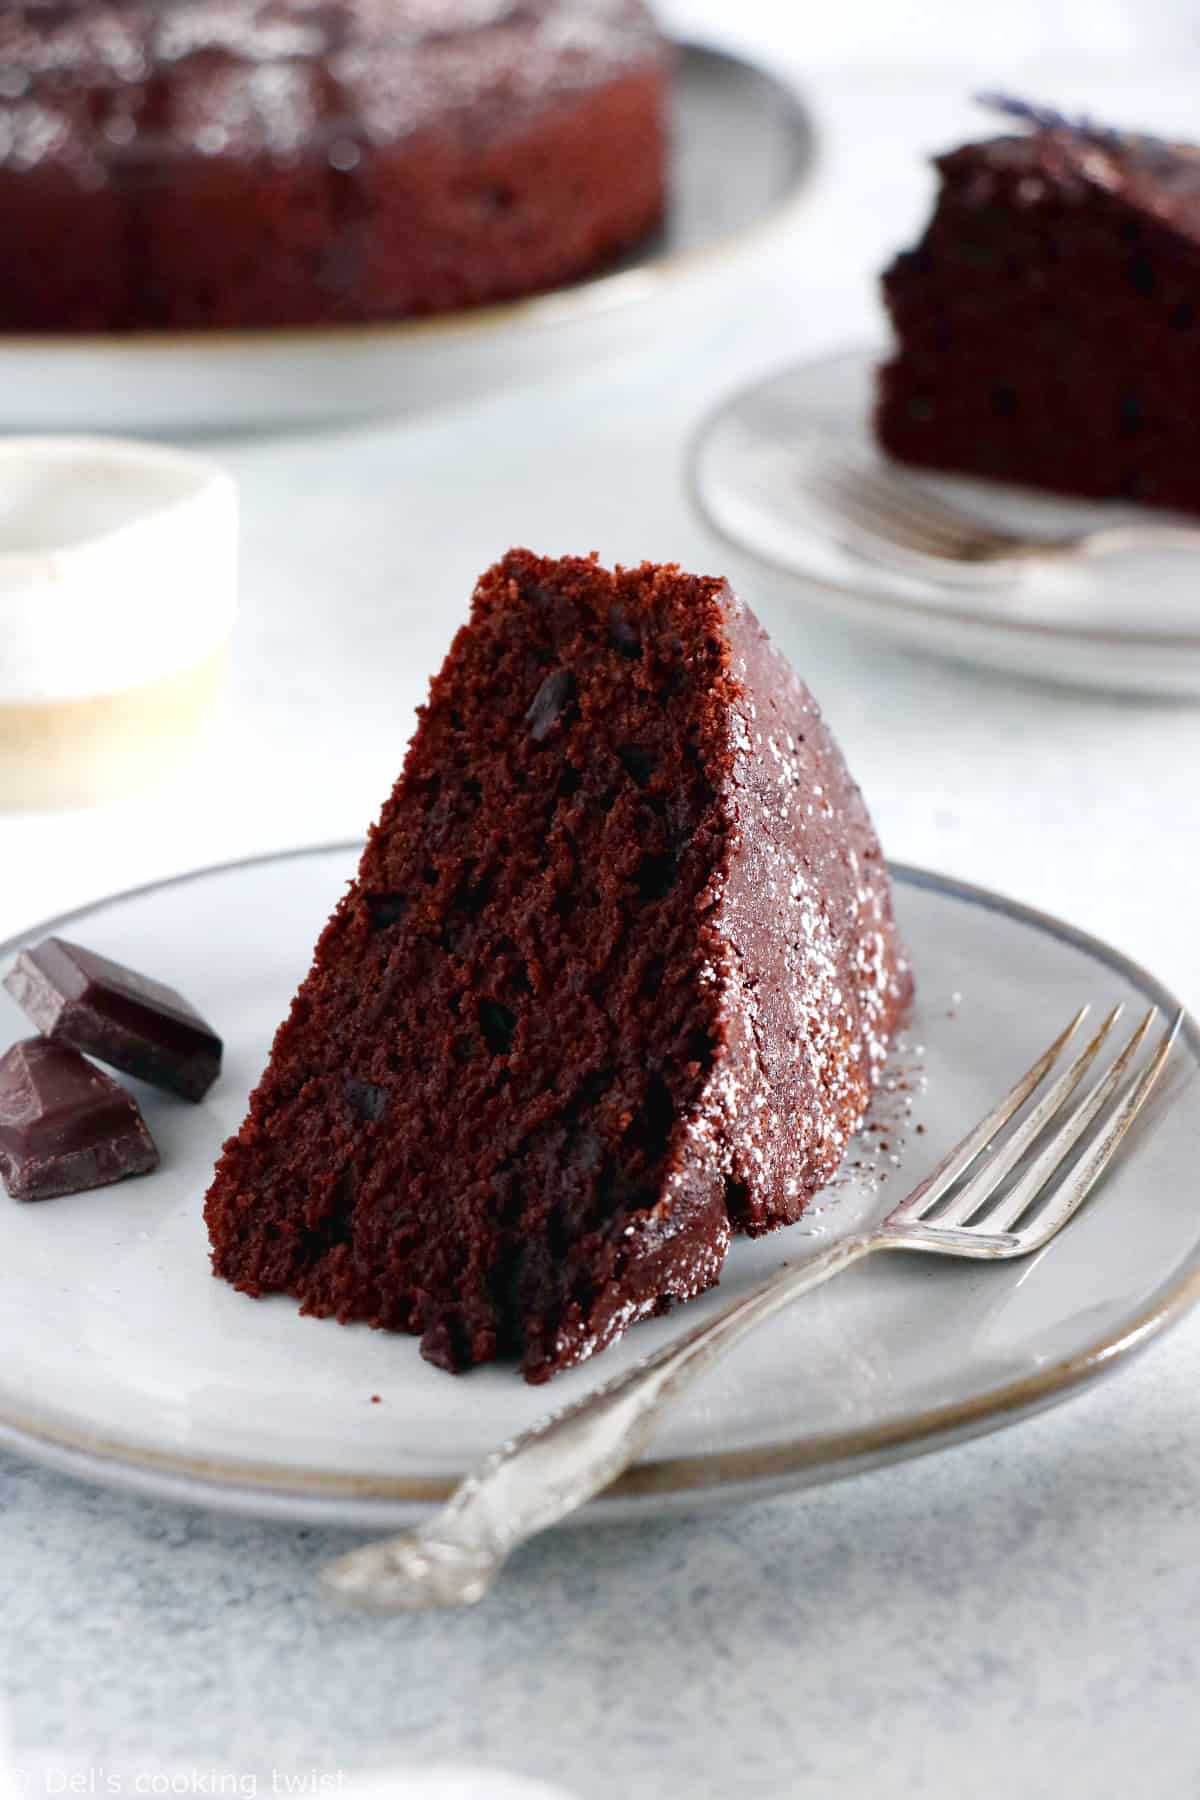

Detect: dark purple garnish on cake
[973, 93, 1186, 164]
[0, 1039, 159, 1202]
[204, 550, 911, 1383]
[876, 96, 1200, 512]
[4, 938, 222, 1102]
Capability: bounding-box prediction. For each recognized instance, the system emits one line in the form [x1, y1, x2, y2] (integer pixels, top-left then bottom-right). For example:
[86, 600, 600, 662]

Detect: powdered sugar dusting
[670, 583, 913, 1247]
[0, 0, 663, 167]
[794, 1029, 927, 1238]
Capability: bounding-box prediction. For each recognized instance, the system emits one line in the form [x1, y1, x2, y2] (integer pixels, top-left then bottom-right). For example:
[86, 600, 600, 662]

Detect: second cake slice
[878, 98, 1200, 512]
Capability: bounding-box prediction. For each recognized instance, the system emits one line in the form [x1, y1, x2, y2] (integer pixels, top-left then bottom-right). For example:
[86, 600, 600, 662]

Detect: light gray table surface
[2, 47, 1199, 1800]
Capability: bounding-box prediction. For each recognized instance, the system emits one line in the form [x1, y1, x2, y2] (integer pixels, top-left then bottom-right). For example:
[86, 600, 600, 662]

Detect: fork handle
[1002, 523, 1200, 564]
[1076, 523, 1200, 559]
[320, 1231, 882, 1613]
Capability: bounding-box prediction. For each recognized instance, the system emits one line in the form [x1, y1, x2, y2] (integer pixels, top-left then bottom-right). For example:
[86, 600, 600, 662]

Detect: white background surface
[2, 6, 1200, 1797]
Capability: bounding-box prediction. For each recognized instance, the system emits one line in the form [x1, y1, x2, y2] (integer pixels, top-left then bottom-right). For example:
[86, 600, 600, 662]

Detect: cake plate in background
[0, 842, 1196, 1530]
[689, 346, 1200, 699]
[0, 46, 815, 437]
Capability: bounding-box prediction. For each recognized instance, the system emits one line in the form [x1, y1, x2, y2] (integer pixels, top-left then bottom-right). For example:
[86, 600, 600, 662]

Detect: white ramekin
[0, 436, 237, 808]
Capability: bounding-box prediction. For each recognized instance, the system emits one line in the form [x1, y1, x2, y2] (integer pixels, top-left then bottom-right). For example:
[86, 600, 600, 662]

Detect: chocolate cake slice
[205, 552, 910, 1382]
[878, 98, 1200, 512]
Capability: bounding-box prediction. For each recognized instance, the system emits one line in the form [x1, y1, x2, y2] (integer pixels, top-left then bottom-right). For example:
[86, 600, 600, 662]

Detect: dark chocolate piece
[0, 1038, 159, 1202]
[344, 1075, 387, 1122]
[4, 937, 222, 1102]
[365, 894, 408, 930]
[525, 668, 576, 742]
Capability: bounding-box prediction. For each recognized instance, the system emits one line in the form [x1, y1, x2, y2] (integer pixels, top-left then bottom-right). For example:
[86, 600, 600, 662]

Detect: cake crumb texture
[204, 550, 910, 1381]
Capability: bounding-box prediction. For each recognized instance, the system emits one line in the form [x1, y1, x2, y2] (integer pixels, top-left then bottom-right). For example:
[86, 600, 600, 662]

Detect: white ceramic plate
[1, 843, 1197, 1527]
[690, 346, 1200, 698]
[0, 45, 815, 436]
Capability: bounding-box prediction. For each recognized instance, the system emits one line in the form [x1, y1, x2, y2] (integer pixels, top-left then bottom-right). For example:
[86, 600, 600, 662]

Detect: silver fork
[320, 1002, 1182, 1614]
[802, 449, 1200, 581]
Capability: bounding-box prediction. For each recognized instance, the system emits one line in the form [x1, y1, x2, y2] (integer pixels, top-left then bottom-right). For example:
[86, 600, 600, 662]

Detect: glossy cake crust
[878, 116, 1200, 512]
[0, 0, 667, 332]
[204, 551, 910, 1381]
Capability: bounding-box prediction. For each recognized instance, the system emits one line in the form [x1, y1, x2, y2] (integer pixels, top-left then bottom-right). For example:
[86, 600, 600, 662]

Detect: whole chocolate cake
[0, 0, 667, 333]
[205, 551, 910, 1382]
[878, 98, 1200, 512]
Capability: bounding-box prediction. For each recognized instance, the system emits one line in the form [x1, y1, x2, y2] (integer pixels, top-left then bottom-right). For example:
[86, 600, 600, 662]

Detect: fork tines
[892, 1003, 1183, 1249]
[798, 445, 1029, 572]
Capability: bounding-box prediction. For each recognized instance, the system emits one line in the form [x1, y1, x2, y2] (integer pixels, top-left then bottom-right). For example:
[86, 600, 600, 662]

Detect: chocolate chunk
[616, 742, 656, 787]
[419, 1308, 470, 1374]
[0, 1038, 158, 1202]
[344, 1074, 387, 1121]
[607, 603, 642, 659]
[525, 582, 579, 642]
[477, 999, 516, 1056]
[365, 893, 408, 930]
[4, 937, 222, 1102]
[525, 668, 575, 743]
[635, 851, 676, 900]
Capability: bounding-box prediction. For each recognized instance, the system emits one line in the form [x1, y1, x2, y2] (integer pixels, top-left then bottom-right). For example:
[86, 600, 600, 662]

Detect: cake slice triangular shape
[878, 97, 1200, 510]
[205, 552, 911, 1382]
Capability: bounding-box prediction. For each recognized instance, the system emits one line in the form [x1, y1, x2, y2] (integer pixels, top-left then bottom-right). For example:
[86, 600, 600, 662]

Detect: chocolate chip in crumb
[616, 743, 656, 787]
[366, 893, 408, 929]
[526, 668, 575, 742]
[478, 1000, 516, 1057]
[635, 851, 676, 901]
[607, 603, 641, 659]
[344, 1074, 388, 1121]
